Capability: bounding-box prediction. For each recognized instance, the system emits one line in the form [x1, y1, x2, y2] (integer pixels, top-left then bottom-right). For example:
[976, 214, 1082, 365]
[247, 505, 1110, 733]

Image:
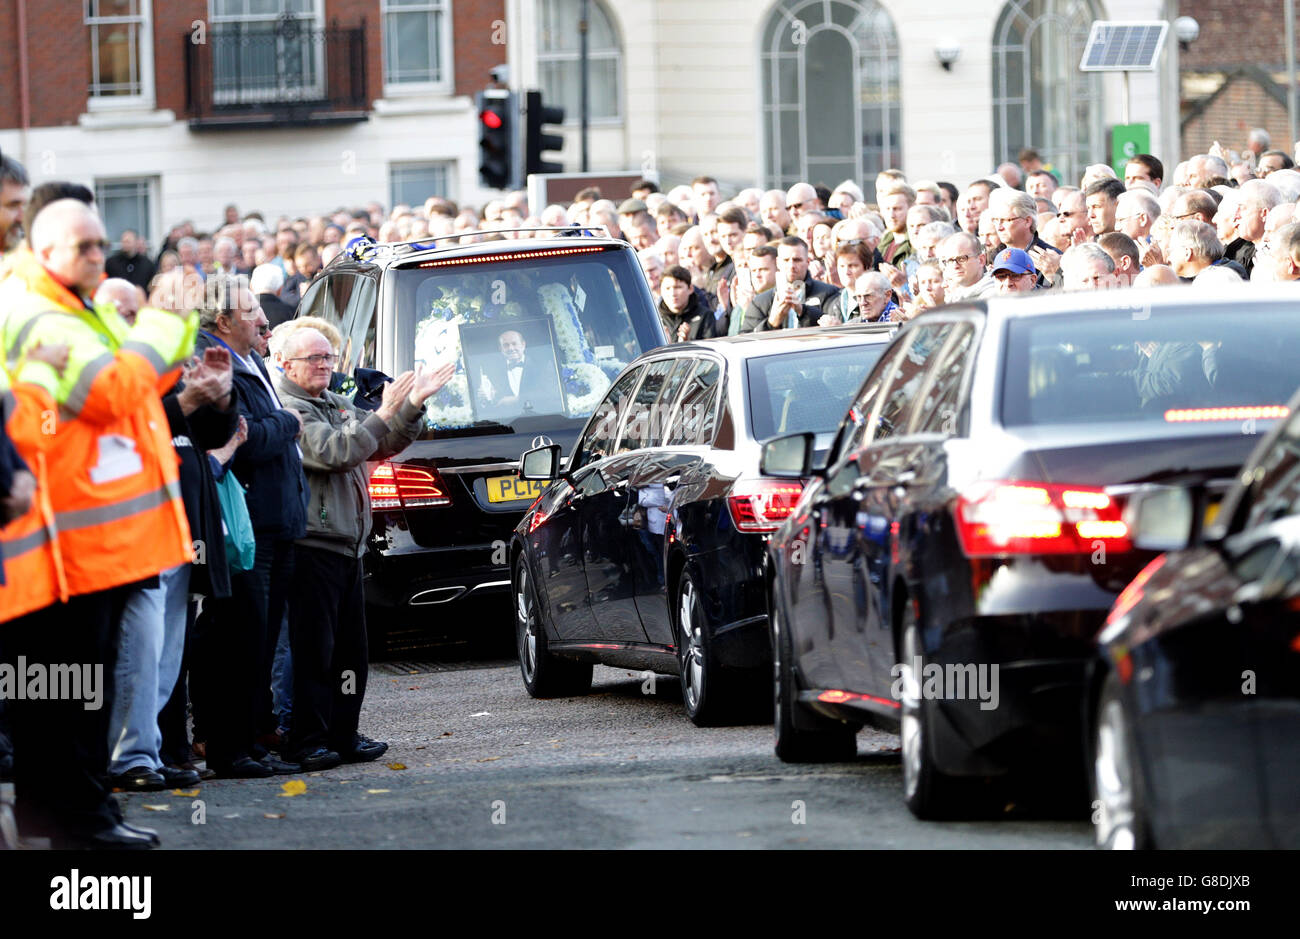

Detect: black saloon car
[511, 325, 896, 725]
[763, 285, 1300, 818]
[294, 229, 664, 648]
[1091, 387, 1300, 849]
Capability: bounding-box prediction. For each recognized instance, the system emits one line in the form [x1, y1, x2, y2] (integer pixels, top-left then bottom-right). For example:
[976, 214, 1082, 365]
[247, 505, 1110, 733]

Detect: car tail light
[955, 480, 1131, 557]
[368, 462, 451, 510]
[727, 479, 805, 533]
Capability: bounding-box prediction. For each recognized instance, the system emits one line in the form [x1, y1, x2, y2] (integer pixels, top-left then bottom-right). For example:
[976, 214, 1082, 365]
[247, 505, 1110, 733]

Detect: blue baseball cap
[991, 247, 1037, 276]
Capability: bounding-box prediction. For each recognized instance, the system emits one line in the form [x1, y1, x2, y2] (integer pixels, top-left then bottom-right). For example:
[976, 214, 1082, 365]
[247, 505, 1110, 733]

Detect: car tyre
[515, 555, 592, 698]
[1092, 670, 1153, 849]
[771, 590, 856, 762]
[675, 570, 740, 727]
[899, 603, 974, 819]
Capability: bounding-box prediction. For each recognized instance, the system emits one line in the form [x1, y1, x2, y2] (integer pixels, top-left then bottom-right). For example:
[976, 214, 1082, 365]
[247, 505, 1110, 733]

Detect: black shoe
[59, 823, 158, 850]
[119, 823, 161, 847]
[337, 734, 388, 764]
[159, 765, 201, 788]
[259, 756, 301, 775]
[210, 756, 274, 779]
[288, 747, 341, 772]
[109, 766, 167, 792]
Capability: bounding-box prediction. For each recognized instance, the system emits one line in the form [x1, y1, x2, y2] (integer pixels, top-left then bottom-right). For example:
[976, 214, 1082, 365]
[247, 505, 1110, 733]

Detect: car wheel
[1092, 671, 1152, 849]
[771, 590, 856, 762]
[675, 570, 737, 727]
[898, 603, 971, 819]
[515, 555, 592, 698]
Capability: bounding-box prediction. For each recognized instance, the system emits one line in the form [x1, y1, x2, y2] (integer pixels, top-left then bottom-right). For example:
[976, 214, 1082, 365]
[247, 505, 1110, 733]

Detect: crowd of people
[2, 124, 1298, 849]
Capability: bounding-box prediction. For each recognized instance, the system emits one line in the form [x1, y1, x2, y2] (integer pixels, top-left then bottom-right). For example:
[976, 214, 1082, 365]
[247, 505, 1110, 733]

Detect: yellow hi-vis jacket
[0, 251, 197, 611]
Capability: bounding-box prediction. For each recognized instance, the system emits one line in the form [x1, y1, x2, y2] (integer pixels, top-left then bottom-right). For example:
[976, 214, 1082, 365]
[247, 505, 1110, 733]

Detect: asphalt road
[112, 652, 1092, 849]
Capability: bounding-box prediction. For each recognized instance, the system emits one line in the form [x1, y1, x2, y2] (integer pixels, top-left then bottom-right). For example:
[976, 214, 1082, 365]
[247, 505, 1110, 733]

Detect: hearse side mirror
[1124, 486, 1196, 552]
[761, 433, 816, 479]
[520, 444, 562, 482]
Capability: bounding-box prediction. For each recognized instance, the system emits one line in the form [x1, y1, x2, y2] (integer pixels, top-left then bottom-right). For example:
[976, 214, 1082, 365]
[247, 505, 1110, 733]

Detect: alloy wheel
[516, 564, 537, 683]
[899, 623, 923, 802]
[1094, 698, 1137, 850]
[679, 579, 703, 712]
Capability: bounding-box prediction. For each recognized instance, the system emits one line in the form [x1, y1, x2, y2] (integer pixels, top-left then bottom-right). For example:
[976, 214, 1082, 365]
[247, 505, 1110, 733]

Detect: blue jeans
[271, 610, 293, 733]
[109, 564, 190, 774]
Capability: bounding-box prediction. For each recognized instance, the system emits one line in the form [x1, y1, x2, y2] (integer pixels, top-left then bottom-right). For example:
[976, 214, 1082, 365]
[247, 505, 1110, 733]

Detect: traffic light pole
[580, 0, 590, 172]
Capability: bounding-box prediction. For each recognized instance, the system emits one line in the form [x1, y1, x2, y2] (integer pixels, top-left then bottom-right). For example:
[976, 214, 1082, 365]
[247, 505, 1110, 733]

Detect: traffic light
[524, 90, 565, 176]
[477, 89, 514, 190]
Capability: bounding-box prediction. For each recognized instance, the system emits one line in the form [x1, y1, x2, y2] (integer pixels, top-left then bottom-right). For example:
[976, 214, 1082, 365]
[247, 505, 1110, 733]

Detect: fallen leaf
[408, 686, 420, 690]
[476, 756, 503, 763]
[263, 812, 285, 819]
[367, 789, 391, 794]
[385, 762, 407, 771]
[338, 780, 351, 785]
[172, 789, 200, 797]
[414, 745, 426, 750]
[470, 711, 491, 717]
[142, 804, 170, 812]
[279, 779, 308, 797]
[438, 731, 453, 738]
[223, 813, 240, 819]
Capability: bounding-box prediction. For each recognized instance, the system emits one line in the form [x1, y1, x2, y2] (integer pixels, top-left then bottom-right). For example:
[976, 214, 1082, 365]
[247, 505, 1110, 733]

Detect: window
[95, 177, 155, 250]
[86, 0, 153, 105]
[382, 0, 451, 91]
[993, 0, 1102, 187]
[390, 162, 454, 208]
[580, 366, 644, 466]
[211, 0, 324, 105]
[913, 324, 976, 436]
[872, 324, 953, 443]
[761, 0, 901, 199]
[667, 359, 721, 446]
[619, 359, 675, 450]
[538, 0, 621, 121]
[747, 343, 887, 440]
[301, 272, 380, 372]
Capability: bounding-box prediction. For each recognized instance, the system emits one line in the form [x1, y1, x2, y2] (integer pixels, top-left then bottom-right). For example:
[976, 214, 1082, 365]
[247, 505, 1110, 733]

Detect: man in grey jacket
[277, 328, 453, 771]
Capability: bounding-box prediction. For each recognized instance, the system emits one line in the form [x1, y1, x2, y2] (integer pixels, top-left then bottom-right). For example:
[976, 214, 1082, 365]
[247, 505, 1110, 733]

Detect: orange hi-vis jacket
[0, 362, 60, 622]
[0, 252, 198, 616]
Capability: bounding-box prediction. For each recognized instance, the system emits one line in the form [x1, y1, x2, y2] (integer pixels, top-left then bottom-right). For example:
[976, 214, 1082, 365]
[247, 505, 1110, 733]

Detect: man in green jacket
[277, 328, 452, 771]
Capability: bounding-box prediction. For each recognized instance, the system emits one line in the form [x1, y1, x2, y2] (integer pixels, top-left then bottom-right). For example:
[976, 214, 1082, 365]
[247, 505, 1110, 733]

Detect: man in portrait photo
[475, 328, 564, 417]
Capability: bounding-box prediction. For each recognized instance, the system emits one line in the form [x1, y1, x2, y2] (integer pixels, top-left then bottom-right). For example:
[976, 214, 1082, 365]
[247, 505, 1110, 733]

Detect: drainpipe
[16, 0, 31, 170]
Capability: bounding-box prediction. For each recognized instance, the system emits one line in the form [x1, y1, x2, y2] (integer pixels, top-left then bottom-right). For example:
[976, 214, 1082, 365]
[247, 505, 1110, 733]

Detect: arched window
[761, 0, 901, 200]
[993, 0, 1102, 185]
[538, 0, 622, 122]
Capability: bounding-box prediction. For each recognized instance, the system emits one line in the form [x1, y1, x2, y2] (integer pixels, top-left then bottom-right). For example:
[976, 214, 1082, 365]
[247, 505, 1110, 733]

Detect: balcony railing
[184, 18, 369, 129]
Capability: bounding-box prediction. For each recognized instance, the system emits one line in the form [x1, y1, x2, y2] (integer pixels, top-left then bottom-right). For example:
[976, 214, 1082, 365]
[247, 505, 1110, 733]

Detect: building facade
[507, 0, 1181, 198]
[0, 0, 505, 247]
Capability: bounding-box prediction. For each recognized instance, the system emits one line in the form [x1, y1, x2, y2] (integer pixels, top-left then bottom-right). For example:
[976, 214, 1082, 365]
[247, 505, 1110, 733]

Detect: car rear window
[747, 342, 887, 440]
[387, 245, 660, 434]
[1001, 306, 1300, 427]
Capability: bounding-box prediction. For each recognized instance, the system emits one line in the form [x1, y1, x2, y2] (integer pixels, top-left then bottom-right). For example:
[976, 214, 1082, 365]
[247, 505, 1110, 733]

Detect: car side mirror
[520, 444, 562, 482]
[761, 432, 815, 478]
[1124, 486, 1196, 552]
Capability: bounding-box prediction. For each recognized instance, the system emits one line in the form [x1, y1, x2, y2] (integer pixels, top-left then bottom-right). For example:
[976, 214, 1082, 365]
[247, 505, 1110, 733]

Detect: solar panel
[1079, 21, 1169, 72]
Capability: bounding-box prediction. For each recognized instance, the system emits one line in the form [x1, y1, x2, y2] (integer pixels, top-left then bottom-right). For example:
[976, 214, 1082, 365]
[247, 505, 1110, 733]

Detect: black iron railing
[184, 17, 368, 127]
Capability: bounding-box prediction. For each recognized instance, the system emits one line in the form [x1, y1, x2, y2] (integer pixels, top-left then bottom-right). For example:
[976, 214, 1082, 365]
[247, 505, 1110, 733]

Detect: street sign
[1110, 123, 1150, 175]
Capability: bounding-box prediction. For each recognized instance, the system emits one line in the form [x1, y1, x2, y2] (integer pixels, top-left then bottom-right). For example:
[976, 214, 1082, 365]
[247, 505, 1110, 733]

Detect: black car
[511, 325, 896, 724]
[1090, 387, 1300, 849]
[762, 285, 1300, 818]
[294, 229, 664, 648]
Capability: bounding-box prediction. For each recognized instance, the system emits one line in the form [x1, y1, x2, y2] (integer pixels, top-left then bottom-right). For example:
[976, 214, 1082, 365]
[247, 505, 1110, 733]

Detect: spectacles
[991, 217, 1027, 226]
[940, 254, 974, 266]
[72, 238, 110, 256]
[992, 270, 1027, 281]
[257, 324, 272, 335]
[1172, 212, 1201, 221]
[288, 353, 338, 367]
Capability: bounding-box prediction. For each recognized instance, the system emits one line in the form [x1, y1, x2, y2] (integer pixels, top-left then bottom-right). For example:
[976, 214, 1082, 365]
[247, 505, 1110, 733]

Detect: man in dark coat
[104, 229, 156, 290]
[475, 328, 565, 417]
[742, 236, 839, 331]
[194, 275, 308, 777]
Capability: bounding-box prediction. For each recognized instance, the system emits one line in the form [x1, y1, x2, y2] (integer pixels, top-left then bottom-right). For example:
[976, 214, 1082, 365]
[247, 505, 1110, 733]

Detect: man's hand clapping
[377, 371, 417, 421]
[408, 362, 455, 407]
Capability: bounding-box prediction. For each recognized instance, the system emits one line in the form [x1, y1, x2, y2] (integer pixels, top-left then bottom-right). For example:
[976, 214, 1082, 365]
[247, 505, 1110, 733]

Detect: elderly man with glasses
[938, 232, 997, 301]
[277, 330, 453, 773]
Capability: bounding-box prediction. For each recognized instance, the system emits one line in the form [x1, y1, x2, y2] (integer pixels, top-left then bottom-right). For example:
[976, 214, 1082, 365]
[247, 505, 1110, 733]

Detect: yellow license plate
[487, 475, 549, 504]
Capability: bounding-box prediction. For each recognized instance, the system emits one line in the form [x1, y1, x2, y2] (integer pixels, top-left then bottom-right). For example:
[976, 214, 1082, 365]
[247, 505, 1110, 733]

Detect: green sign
[1111, 123, 1150, 174]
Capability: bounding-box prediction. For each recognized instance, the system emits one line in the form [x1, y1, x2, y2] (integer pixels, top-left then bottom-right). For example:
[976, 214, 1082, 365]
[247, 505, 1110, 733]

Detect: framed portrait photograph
[461, 318, 566, 421]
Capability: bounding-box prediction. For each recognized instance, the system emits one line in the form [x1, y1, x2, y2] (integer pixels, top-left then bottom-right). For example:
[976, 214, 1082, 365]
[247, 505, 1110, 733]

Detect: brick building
[1180, 0, 1300, 156]
[0, 1, 505, 248]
